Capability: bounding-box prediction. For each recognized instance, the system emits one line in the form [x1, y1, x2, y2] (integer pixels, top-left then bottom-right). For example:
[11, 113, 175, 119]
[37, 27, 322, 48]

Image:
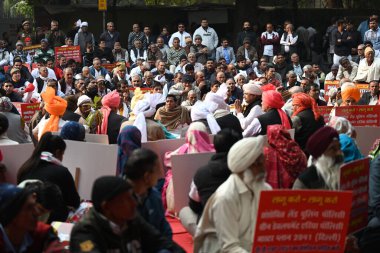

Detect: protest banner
[324, 80, 340, 93]
[317, 106, 334, 123]
[253, 190, 352, 253]
[355, 83, 370, 94]
[339, 158, 369, 234]
[23, 44, 40, 60]
[12, 102, 40, 123]
[102, 63, 116, 72]
[54, 46, 82, 63]
[335, 105, 380, 126]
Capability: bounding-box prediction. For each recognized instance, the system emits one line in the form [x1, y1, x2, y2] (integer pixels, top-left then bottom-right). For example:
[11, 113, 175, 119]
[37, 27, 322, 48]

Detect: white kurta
[194, 174, 272, 253]
[354, 58, 380, 83]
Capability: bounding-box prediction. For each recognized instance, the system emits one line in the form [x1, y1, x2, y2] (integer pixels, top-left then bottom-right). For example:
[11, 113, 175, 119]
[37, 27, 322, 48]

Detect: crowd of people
[0, 14, 380, 252]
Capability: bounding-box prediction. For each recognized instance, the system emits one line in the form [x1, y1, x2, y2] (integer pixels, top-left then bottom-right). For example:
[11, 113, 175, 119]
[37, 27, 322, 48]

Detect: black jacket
[190, 152, 231, 216]
[257, 108, 292, 135]
[358, 92, 377, 105]
[70, 208, 184, 253]
[294, 109, 325, 151]
[107, 111, 127, 144]
[334, 30, 351, 56]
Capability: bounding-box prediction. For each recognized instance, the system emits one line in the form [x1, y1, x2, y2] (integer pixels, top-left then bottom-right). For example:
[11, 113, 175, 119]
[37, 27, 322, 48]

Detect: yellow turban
[40, 87, 67, 139]
[365, 46, 374, 56]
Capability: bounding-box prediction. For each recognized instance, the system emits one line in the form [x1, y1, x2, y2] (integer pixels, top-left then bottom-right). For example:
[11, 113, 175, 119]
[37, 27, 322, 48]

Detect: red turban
[292, 92, 320, 120]
[261, 83, 276, 91]
[98, 90, 121, 135]
[306, 126, 339, 159]
[262, 90, 291, 129]
[40, 87, 67, 139]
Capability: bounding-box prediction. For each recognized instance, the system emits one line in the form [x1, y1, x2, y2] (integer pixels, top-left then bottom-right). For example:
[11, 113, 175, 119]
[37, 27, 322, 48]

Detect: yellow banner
[98, 0, 107, 11]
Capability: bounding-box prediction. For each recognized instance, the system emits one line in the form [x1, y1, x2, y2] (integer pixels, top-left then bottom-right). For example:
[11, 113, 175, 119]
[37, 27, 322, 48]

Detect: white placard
[171, 152, 215, 214]
[355, 126, 380, 156]
[85, 134, 109, 144]
[62, 141, 118, 200]
[1, 143, 34, 184]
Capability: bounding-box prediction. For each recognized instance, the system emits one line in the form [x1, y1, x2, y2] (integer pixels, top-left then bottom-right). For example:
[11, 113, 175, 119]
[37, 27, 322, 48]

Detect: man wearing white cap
[74, 21, 95, 54]
[194, 136, 272, 253]
[75, 94, 92, 127]
[234, 82, 263, 130]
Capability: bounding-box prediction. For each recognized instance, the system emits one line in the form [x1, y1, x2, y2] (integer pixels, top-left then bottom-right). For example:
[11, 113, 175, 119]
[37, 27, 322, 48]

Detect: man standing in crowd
[169, 23, 191, 48]
[74, 22, 95, 54]
[237, 20, 257, 48]
[364, 17, 380, 51]
[100, 22, 120, 49]
[45, 20, 66, 47]
[193, 18, 218, 60]
[260, 23, 280, 63]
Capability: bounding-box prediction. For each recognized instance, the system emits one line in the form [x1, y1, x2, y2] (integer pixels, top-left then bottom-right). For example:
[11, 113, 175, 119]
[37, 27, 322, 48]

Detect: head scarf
[98, 90, 120, 135]
[328, 116, 355, 138]
[0, 183, 28, 226]
[77, 95, 92, 107]
[261, 84, 276, 91]
[264, 125, 307, 188]
[306, 126, 339, 159]
[228, 135, 265, 173]
[60, 121, 86, 141]
[179, 122, 215, 154]
[133, 93, 163, 142]
[215, 83, 229, 100]
[0, 97, 13, 112]
[116, 126, 141, 176]
[365, 46, 374, 56]
[40, 87, 67, 139]
[341, 86, 360, 105]
[339, 134, 363, 163]
[262, 90, 291, 129]
[190, 101, 221, 134]
[292, 92, 320, 120]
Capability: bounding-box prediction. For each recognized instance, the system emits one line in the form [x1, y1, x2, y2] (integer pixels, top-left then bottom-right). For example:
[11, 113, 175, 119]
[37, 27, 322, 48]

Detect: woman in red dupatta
[264, 124, 307, 189]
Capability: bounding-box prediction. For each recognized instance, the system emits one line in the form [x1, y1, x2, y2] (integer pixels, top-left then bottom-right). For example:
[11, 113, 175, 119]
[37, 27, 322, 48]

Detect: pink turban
[262, 90, 291, 129]
[98, 90, 121, 135]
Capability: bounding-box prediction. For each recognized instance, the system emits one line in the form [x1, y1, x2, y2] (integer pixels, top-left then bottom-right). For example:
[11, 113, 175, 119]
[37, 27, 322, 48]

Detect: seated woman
[264, 124, 307, 189]
[162, 122, 215, 212]
[17, 132, 80, 222]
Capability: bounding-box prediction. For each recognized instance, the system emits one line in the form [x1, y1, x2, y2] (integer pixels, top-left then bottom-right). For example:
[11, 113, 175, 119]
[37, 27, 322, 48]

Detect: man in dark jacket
[358, 80, 379, 105]
[236, 21, 257, 48]
[179, 129, 242, 235]
[70, 176, 185, 253]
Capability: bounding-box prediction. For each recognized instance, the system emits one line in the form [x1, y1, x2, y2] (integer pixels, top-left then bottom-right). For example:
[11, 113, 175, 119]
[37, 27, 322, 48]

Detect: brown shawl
[154, 106, 191, 130]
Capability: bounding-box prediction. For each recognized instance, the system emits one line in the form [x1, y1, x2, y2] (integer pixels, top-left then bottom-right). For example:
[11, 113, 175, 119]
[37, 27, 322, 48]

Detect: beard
[314, 154, 344, 190]
[242, 169, 266, 192]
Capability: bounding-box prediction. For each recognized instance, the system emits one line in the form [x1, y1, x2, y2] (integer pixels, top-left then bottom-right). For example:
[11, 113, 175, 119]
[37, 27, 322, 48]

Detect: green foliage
[3, 0, 34, 18]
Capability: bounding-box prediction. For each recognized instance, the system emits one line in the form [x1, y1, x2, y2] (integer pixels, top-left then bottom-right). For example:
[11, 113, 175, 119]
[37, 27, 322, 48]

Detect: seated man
[125, 149, 172, 239]
[354, 47, 380, 83]
[304, 83, 327, 106]
[194, 136, 272, 252]
[2, 80, 23, 102]
[181, 90, 197, 111]
[154, 94, 191, 131]
[293, 126, 344, 190]
[70, 176, 185, 252]
[337, 57, 358, 81]
[169, 74, 201, 103]
[97, 90, 127, 144]
[358, 80, 379, 105]
[180, 129, 242, 236]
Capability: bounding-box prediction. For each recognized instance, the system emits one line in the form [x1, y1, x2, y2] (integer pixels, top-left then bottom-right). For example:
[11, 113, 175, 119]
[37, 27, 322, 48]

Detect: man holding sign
[194, 136, 272, 253]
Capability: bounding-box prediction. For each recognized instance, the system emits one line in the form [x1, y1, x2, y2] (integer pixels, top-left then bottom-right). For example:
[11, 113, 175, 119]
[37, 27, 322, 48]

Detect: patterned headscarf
[0, 97, 13, 112]
[264, 125, 307, 188]
[116, 126, 141, 177]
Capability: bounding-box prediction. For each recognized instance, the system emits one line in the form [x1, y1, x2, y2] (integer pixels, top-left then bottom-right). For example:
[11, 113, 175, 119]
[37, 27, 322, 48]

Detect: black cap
[182, 74, 194, 83]
[91, 176, 132, 212]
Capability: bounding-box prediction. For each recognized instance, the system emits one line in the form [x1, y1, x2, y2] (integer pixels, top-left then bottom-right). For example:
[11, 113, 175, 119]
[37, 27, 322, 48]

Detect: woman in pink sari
[162, 122, 215, 212]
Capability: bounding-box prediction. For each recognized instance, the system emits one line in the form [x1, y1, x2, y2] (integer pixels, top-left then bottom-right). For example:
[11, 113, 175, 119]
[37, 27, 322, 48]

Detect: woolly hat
[306, 126, 339, 159]
[227, 136, 265, 173]
[91, 176, 132, 212]
[0, 183, 29, 226]
[60, 121, 86, 141]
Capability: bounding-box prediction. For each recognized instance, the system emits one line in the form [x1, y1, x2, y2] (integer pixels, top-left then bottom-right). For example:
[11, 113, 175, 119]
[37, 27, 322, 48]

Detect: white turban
[228, 136, 265, 173]
[243, 83, 262, 95]
[133, 93, 163, 142]
[77, 95, 92, 106]
[216, 83, 229, 100]
[204, 92, 229, 111]
[80, 21, 88, 27]
[191, 101, 221, 134]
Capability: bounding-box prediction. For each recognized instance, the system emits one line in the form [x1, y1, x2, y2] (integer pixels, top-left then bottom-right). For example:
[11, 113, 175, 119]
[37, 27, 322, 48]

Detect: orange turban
[262, 90, 291, 129]
[292, 92, 320, 120]
[98, 90, 121, 135]
[40, 87, 67, 139]
[341, 86, 361, 105]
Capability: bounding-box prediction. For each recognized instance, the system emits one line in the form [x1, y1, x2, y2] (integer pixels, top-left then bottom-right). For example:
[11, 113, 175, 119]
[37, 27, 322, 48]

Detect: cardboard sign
[12, 102, 40, 123]
[171, 152, 215, 214]
[324, 80, 340, 93]
[355, 126, 380, 156]
[102, 63, 115, 72]
[339, 158, 369, 234]
[253, 190, 352, 253]
[317, 106, 334, 123]
[54, 46, 82, 63]
[335, 105, 380, 126]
